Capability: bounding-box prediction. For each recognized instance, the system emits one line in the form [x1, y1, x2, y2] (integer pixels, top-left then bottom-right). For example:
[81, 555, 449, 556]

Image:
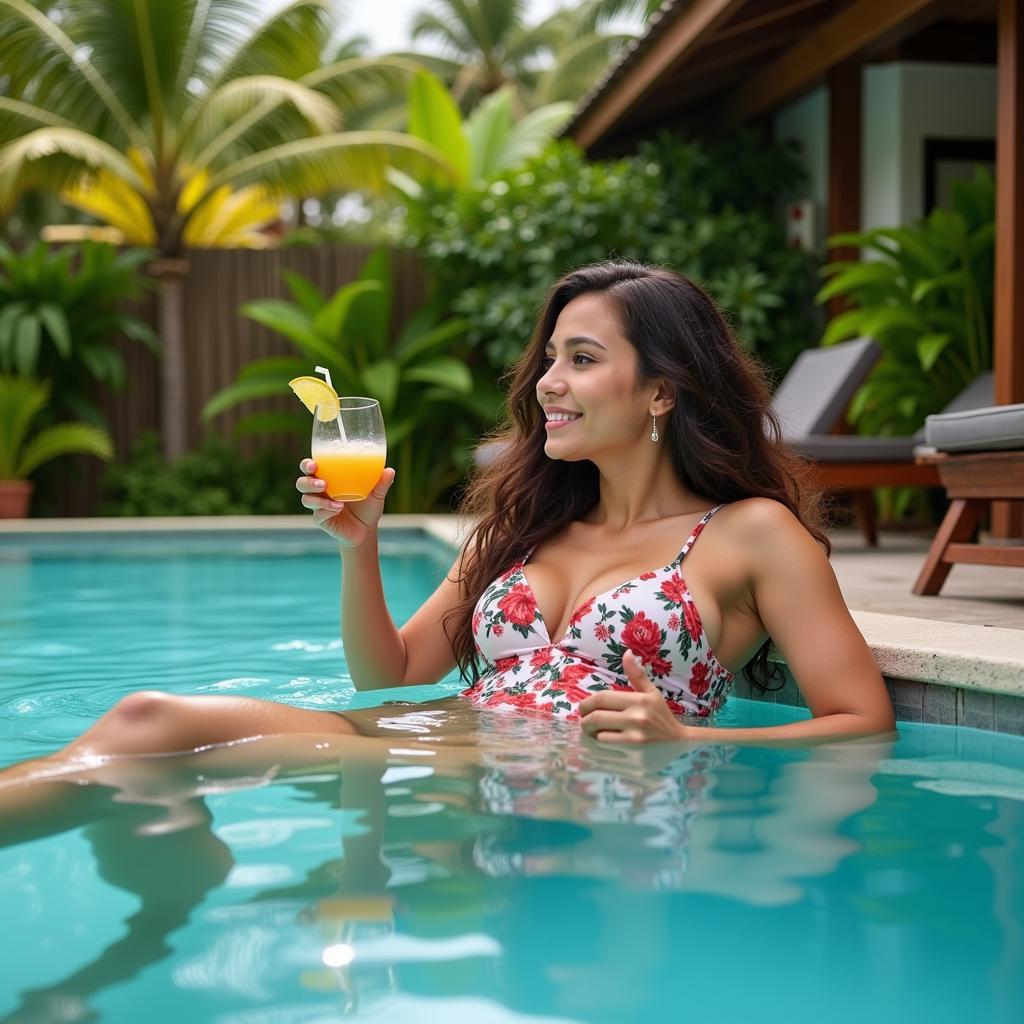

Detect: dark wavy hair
[443, 259, 829, 692]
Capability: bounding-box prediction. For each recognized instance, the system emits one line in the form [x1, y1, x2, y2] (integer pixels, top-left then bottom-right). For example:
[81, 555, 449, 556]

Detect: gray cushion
[925, 402, 1024, 452]
[791, 435, 923, 462]
[771, 336, 881, 439]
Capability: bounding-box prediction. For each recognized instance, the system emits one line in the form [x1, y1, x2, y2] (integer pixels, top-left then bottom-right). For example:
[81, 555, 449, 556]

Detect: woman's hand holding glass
[296, 460, 396, 550]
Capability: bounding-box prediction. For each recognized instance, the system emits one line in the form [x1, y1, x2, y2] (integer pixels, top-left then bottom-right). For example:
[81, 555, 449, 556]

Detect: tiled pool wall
[735, 667, 1024, 737]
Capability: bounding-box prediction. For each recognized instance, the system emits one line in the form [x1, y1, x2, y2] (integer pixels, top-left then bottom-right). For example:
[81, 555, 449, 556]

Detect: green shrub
[101, 433, 297, 516]
[817, 167, 994, 437]
[0, 242, 158, 427]
[405, 131, 818, 377]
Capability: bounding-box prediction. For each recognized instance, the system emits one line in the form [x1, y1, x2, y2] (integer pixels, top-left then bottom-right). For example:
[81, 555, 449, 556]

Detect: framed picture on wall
[923, 138, 996, 213]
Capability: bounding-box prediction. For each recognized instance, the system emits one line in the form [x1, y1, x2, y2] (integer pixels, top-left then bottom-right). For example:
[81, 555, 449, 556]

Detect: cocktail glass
[312, 397, 386, 501]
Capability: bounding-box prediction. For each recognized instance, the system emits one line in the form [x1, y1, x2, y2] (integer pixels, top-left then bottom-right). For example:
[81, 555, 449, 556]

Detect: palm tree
[0, 0, 455, 458]
[404, 0, 661, 112]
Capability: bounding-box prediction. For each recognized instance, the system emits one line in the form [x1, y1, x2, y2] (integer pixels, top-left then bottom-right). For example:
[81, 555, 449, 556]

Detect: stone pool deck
[3, 515, 1023, 733]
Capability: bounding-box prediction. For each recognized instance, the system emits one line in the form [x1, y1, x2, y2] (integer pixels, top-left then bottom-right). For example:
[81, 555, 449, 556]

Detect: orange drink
[312, 443, 386, 501]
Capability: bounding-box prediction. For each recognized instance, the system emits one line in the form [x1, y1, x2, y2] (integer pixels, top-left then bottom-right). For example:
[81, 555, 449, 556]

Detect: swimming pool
[1, 529, 1023, 1024]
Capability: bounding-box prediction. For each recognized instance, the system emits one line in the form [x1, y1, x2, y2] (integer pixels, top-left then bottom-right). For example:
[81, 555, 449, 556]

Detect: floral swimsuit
[463, 505, 734, 719]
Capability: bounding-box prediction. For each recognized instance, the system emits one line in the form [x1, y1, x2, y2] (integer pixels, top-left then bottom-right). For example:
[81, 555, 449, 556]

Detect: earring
[650, 413, 659, 442]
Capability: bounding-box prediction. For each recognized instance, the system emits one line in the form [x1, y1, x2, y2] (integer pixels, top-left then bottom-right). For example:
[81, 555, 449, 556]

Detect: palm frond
[305, 57, 422, 114]
[60, 169, 157, 243]
[0, 127, 147, 214]
[531, 32, 631, 105]
[174, 0, 265, 96]
[0, 0, 143, 148]
[209, 0, 332, 88]
[0, 374, 48, 478]
[183, 184, 280, 248]
[409, 9, 476, 59]
[181, 75, 342, 155]
[0, 97, 75, 144]
[16, 422, 114, 478]
[201, 131, 456, 203]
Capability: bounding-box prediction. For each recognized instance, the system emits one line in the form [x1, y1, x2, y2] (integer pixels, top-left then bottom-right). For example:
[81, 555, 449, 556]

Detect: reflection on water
[0, 699, 923, 1024]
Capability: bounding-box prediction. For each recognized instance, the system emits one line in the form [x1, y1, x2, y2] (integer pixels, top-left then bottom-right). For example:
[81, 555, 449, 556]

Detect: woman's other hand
[296, 459, 396, 550]
[579, 650, 690, 743]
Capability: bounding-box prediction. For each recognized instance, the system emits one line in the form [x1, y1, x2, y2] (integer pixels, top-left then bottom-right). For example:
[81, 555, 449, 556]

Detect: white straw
[313, 365, 346, 442]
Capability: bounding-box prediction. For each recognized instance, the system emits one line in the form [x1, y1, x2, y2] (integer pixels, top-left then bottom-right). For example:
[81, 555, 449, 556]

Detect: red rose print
[620, 611, 663, 665]
[497, 582, 537, 627]
[561, 682, 594, 704]
[559, 663, 593, 686]
[569, 596, 596, 626]
[494, 656, 521, 674]
[683, 600, 702, 642]
[594, 623, 611, 642]
[649, 656, 673, 678]
[486, 690, 538, 710]
[639, 571, 657, 581]
[530, 646, 554, 670]
[472, 611, 483, 634]
[689, 662, 710, 698]
[667, 612, 680, 631]
[492, 623, 504, 636]
[660, 572, 688, 605]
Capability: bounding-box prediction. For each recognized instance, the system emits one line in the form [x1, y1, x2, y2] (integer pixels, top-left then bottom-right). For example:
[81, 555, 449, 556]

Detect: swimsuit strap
[677, 504, 725, 563]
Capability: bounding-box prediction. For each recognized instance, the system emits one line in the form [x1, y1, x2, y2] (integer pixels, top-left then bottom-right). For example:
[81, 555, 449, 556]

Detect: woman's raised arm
[297, 461, 465, 691]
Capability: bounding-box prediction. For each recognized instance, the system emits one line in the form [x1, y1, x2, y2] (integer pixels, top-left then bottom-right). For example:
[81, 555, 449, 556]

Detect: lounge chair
[792, 373, 995, 546]
[912, 400, 1024, 595]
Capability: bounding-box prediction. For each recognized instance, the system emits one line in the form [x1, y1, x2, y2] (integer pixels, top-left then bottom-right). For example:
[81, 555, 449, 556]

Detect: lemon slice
[288, 376, 340, 421]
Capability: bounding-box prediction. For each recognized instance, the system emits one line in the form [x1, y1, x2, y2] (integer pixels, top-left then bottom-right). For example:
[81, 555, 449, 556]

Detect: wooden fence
[56, 246, 427, 516]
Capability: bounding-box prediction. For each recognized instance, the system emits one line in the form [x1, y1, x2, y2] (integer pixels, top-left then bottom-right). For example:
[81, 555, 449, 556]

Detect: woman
[19, 260, 894, 769]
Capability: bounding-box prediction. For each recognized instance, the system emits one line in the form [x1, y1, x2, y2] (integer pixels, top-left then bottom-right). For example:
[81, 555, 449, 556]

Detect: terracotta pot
[0, 480, 33, 518]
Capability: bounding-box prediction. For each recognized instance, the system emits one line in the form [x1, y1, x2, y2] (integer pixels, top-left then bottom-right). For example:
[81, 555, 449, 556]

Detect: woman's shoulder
[715, 497, 812, 546]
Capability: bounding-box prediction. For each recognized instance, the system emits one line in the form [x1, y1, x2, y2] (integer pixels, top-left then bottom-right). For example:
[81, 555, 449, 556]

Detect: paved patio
[829, 528, 1024, 630]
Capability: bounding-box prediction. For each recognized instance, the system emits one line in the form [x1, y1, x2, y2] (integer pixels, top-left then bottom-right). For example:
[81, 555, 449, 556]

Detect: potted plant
[0, 375, 113, 518]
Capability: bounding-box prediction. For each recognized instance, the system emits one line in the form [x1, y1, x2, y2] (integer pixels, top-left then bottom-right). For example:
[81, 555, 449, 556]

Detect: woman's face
[536, 292, 667, 463]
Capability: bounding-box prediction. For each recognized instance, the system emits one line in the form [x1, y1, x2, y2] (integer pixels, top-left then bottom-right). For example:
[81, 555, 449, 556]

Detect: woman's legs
[63, 691, 359, 759]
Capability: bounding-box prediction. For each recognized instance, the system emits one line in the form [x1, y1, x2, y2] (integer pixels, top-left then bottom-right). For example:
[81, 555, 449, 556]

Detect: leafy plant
[101, 432, 296, 516]
[406, 131, 818, 376]
[202, 251, 501, 511]
[0, 374, 112, 480]
[0, 241, 157, 424]
[0, 0, 456, 458]
[392, 69, 574, 195]
[817, 167, 994, 437]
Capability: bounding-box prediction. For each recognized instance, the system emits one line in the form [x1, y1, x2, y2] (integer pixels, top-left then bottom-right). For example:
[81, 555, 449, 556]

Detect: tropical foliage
[0, 240, 157, 424]
[0, 374, 112, 480]
[202, 251, 502, 511]
[817, 167, 994, 437]
[406, 131, 819, 376]
[393, 68, 574, 193]
[102, 432, 295, 516]
[0, 0, 456, 458]
[405, 0, 661, 111]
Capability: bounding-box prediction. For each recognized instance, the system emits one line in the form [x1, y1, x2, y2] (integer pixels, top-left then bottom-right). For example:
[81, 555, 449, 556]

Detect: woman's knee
[110, 690, 178, 724]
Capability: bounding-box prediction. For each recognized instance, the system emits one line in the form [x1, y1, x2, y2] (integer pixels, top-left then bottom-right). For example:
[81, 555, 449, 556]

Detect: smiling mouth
[545, 413, 582, 430]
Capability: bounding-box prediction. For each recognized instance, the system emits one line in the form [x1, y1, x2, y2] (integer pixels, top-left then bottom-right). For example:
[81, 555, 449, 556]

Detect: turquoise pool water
[1, 530, 1023, 1024]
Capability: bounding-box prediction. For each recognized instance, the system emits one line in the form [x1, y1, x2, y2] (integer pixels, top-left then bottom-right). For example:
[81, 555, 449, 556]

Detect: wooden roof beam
[570, 0, 746, 151]
[721, 0, 940, 124]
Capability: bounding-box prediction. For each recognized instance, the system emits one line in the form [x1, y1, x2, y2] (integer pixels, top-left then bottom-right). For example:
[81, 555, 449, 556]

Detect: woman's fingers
[303, 494, 344, 513]
[579, 709, 627, 735]
[595, 730, 643, 744]
[578, 690, 635, 716]
[296, 475, 326, 494]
